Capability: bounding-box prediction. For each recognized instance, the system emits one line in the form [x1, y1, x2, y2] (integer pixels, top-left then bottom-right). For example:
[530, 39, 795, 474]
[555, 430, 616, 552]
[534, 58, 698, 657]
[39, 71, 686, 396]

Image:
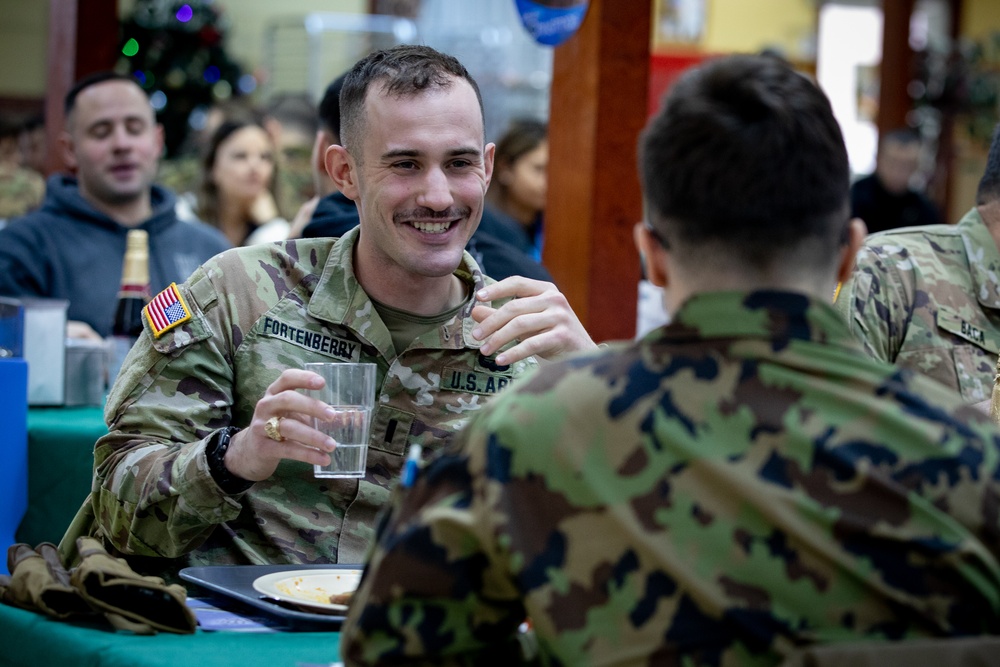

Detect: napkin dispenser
[19, 298, 69, 406]
[64, 338, 108, 406]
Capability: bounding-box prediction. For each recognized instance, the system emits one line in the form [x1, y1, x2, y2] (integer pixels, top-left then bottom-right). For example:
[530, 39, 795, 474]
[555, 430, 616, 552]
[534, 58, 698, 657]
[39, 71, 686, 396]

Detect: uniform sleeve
[340, 422, 526, 666]
[835, 243, 912, 363]
[91, 266, 243, 559]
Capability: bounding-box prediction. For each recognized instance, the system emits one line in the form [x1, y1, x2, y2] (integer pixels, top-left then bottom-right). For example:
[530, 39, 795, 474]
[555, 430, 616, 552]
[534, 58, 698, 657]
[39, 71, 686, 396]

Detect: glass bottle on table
[108, 229, 150, 386]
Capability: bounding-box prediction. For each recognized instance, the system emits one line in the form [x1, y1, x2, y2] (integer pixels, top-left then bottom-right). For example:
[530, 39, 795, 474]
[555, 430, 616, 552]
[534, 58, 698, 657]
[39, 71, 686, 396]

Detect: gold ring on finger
[264, 416, 285, 442]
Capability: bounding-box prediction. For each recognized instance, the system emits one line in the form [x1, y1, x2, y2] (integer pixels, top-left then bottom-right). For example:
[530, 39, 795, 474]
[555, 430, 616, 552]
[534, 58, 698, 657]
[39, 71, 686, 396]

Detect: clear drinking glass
[304, 362, 377, 478]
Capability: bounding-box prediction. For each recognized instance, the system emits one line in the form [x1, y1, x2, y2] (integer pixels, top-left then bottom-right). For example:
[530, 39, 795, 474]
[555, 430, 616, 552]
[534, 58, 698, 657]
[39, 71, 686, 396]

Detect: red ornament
[199, 25, 221, 46]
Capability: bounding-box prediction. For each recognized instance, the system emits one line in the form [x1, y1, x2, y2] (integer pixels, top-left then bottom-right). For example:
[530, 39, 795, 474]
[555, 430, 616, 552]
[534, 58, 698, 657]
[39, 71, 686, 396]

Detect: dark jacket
[479, 205, 539, 259]
[850, 173, 943, 234]
[0, 175, 231, 337]
[300, 191, 361, 240]
[465, 231, 553, 283]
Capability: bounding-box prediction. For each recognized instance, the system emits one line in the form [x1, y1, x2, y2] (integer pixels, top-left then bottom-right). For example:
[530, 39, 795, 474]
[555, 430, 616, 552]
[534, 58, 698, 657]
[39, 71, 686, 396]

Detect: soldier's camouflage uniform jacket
[0, 164, 44, 220]
[835, 208, 1000, 403]
[82, 226, 536, 571]
[342, 290, 1000, 667]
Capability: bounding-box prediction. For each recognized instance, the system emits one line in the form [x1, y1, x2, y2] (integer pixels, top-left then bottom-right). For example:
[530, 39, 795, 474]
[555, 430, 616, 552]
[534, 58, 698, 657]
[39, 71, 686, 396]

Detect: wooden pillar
[45, 0, 78, 175]
[44, 0, 119, 175]
[931, 0, 963, 221]
[877, 0, 915, 137]
[544, 0, 651, 343]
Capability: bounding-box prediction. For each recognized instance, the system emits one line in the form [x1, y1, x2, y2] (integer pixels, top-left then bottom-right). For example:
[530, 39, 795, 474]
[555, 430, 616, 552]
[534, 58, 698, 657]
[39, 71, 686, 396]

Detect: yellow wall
[0, 0, 48, 98]
[949, 0, 1000, 222]
[653, 0, 816, 62]
[960, 0, 1000, 40]
[702, 0, 815, 60]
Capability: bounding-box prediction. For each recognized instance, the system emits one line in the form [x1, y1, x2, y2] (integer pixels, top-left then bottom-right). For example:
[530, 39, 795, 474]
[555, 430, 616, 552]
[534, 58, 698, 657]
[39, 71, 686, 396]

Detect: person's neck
[217, 197, 251, 246]
[665, 271, 835, 315]
[354, 254, 466, 316]
[85, 193, 153, 227]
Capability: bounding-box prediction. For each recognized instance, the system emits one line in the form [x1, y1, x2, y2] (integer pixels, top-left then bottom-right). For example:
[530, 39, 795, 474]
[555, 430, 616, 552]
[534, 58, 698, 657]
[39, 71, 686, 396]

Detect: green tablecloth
[0, 603, 342, 667]
[7, 410, 346, 667]
[16, 406, 107, 546]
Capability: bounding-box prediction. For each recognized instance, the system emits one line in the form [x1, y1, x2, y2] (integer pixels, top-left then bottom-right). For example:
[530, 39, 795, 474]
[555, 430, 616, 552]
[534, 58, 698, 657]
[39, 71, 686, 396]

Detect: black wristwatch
[206, 426, 255, 494]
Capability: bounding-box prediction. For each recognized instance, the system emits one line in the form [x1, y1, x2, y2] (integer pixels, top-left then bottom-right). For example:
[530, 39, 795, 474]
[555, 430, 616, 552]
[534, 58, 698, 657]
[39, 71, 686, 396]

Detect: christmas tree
[116, 0, 250, 156]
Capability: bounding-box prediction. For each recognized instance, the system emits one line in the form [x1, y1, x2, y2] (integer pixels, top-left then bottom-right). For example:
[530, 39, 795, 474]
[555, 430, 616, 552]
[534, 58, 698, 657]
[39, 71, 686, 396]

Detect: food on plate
[329, 590, 354, 606]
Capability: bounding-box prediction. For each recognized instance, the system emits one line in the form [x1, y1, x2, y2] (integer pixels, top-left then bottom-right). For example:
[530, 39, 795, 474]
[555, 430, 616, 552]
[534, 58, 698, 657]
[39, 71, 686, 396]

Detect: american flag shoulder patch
[144, 283, 192, 338]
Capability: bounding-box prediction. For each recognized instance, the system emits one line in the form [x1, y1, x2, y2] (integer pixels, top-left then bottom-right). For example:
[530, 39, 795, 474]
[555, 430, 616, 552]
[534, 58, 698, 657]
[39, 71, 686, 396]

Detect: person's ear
[154, 123, 165, 157]
[325, 144, 358, 201]
[483, 142, 495, 190]
[633, 222, 669, 288]
[835, 218, 867, 284]
[59, 131, 77, 172]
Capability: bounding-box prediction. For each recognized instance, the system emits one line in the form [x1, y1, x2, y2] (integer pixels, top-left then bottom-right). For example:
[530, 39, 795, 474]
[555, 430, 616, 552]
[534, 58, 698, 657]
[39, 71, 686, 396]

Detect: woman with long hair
[197, 119, 289, 246]
[483, 118, 548, 261]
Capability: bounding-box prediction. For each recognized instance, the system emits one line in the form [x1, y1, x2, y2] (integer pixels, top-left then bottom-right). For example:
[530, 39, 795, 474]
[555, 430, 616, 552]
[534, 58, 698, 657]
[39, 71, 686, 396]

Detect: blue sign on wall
[514, 0, 590, 47]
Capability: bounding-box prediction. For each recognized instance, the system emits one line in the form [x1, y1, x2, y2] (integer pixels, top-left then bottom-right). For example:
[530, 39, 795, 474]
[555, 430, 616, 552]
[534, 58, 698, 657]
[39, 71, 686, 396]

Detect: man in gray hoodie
[0, 72, 230, 339]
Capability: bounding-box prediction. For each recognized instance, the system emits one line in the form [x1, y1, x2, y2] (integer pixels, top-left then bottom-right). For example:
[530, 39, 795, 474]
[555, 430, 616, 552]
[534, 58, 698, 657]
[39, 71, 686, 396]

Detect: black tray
[180, 563, 363, 631]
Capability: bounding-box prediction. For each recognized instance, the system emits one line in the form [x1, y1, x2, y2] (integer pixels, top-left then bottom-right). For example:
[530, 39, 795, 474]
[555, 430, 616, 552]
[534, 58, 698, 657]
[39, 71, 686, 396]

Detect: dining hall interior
[4, 0, 1000, 665]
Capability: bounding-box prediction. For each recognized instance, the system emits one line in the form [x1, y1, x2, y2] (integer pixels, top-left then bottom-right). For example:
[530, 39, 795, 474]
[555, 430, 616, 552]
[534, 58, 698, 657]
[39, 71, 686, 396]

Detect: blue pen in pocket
[401, 444, 422, 488]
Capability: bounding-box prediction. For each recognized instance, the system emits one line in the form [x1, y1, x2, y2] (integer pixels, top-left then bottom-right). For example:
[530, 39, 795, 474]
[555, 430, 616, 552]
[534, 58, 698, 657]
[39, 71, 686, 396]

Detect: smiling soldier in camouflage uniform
[835, 124, 1000, 405]
[60, 45, 595, 575]
[341, 55, 1000, 666]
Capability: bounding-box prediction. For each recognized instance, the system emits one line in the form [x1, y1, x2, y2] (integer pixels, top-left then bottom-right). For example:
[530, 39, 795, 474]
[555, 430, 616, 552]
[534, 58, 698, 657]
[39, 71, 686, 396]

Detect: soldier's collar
[960, 209, 1000, 309]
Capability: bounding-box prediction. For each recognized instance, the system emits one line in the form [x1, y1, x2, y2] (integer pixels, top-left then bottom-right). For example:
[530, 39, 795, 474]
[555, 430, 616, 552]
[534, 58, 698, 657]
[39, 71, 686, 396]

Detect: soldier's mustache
[394, 207, 471, 223]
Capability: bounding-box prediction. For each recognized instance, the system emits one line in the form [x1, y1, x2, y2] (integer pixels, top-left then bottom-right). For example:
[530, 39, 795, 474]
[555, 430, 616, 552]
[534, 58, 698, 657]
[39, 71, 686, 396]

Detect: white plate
[252, 568, 363, 614]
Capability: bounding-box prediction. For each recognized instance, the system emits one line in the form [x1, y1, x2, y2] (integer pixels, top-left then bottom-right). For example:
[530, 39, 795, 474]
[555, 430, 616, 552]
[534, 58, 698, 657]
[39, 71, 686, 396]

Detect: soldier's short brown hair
[339, 45, 484, 157]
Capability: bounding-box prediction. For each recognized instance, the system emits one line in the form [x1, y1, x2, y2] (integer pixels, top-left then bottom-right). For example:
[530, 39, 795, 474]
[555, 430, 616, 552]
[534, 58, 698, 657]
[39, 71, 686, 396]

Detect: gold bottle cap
[121, 229, 150, 288]
[126, 229, 149, 252]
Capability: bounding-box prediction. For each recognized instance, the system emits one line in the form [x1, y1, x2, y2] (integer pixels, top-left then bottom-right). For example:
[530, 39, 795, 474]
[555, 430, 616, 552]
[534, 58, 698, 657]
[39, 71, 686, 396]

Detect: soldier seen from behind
[341, 54, 1000, 666]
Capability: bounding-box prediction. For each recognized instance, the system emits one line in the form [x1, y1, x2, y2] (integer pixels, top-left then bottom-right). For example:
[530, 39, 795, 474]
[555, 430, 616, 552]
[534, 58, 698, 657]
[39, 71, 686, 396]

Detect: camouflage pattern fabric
[83, 226, 536, 575]
[0, 165, 44, 220]
[342, 290, 1000, 667]
[834, 208, 1000, 403]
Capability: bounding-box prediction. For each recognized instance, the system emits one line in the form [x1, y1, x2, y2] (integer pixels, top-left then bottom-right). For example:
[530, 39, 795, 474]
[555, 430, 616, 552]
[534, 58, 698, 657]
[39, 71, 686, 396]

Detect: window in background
[417, 0, 553, 143]
[260, 0, 553, 145]
[816, 3, 883, 179]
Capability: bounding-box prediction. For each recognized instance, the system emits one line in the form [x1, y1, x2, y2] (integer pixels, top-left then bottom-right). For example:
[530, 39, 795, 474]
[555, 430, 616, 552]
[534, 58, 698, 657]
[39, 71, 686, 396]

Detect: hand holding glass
[305, 362, 376, 478]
